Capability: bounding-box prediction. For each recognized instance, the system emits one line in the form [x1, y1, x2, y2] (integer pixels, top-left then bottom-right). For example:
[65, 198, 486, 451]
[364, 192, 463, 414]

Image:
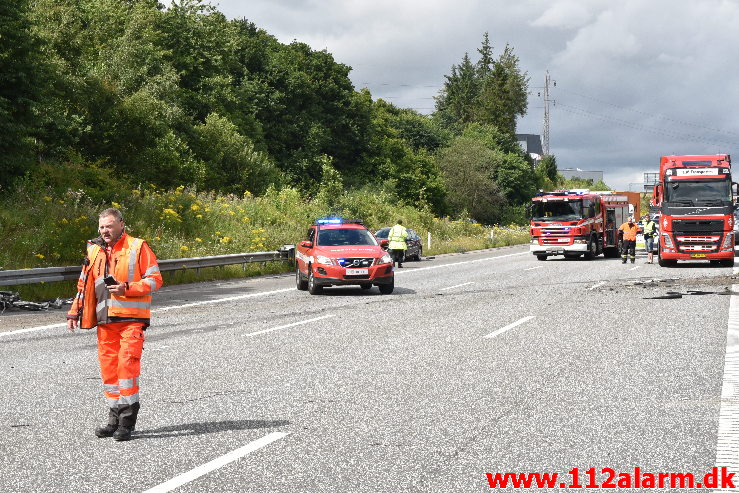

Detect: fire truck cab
[530, 190, 630, 261]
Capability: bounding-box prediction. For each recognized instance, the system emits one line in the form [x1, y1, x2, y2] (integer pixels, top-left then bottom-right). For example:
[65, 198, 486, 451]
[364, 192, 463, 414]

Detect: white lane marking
[524, 266, 543, 271]
[156, 287, 295, 312]
[588, 281, 606, 291]
[6, 251, 528, 337]
[715, 284, 739, 492]
[142, 432, 288, 493]
[629, 266, 639, 271]
[484, 316, 535, 339]
[439, 282, 474, 291]
[395, 251, 528, 275]
[243, 314, 335, 337]
[0, 322, 66, 338]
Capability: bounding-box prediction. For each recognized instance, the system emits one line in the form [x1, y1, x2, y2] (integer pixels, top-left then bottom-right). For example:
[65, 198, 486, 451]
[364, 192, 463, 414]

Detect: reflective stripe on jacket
[68, 233, 163, 329]
[619, 222, 639, 241]
[388, 224, 408, 250]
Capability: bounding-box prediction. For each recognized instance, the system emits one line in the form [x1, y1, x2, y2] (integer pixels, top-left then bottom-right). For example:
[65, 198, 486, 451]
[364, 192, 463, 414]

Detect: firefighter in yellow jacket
[66, 208, 163, 441]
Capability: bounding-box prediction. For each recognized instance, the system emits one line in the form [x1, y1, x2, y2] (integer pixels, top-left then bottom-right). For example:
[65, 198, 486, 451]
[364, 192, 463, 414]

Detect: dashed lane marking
[4, 251, 529, 338]
[524, 266, 543, 271]
[484, 316, 535, 339]
[142, 432, 288, 493]
[715, 284, 739, 492]
[588, 281, 606, 291]
[439, 282, 474, 291]
[243, 314, 335, 337]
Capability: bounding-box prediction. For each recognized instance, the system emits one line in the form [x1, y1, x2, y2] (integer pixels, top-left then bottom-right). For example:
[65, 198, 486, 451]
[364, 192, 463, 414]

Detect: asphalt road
[1, 245, 737, 492]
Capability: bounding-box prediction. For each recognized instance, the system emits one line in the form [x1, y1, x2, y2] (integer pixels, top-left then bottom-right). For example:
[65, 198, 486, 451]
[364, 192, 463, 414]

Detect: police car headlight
[379, 253, 392, 264]
[315, 255, 334, 266]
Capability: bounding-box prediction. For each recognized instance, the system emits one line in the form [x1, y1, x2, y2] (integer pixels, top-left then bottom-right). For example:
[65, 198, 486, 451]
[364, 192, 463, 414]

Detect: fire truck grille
[540, 237, 571, 245]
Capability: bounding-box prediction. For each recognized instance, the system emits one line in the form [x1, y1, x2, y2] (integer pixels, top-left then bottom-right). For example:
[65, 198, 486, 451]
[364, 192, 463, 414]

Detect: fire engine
[652, 154, 735, 267]
[530, 190, 630, 261]
[295, 218, 395, 294]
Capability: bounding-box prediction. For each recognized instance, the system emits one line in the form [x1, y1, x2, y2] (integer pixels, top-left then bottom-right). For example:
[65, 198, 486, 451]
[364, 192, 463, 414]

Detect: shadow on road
[134, 418, 290, 440]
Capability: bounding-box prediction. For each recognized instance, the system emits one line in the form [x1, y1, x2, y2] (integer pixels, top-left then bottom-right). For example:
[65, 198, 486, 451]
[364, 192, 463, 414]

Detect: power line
[556, 103, 739, 148]
[557, 87, 739, 139]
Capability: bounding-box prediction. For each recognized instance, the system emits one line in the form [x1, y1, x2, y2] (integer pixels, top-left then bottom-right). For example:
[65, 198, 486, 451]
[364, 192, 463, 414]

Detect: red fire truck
[652, 154, 735, 267]
[530, 190, 630, 261]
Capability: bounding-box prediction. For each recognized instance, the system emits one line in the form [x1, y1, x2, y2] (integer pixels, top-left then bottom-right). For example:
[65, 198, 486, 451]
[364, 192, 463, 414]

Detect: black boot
[114, 402, 139, 441]
[95, 407, 119, 438]
[622, 259, 627, 264]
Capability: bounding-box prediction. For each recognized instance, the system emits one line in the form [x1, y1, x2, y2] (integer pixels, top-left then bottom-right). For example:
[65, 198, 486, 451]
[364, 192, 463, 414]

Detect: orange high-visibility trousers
[97, 322, 145, 409]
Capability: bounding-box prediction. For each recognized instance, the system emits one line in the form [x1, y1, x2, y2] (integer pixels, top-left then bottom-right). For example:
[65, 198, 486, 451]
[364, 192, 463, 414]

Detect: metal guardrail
[0, 246, 295, 287]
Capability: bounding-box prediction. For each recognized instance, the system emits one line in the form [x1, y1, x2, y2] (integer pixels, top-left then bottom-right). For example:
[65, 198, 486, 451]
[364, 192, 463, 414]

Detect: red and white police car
[296, 218, 394, 295]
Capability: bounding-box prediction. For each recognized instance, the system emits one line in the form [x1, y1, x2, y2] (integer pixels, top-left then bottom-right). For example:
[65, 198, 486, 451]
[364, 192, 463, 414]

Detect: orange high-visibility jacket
[67, 233, 163, 329]
[618, 222, 639, 242]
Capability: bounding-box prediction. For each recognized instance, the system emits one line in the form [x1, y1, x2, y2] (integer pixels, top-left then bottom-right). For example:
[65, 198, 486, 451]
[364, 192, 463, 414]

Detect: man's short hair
[397, 219, 403, 225]
[627, 216, 633, 221]
[100, 208, 124, 222]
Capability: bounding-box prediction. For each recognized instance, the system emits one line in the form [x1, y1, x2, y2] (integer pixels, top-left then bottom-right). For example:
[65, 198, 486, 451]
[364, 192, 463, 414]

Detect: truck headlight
[662, 233, 674, 249]
[316, 255, 334, 266]
[722, 232, 734, 249]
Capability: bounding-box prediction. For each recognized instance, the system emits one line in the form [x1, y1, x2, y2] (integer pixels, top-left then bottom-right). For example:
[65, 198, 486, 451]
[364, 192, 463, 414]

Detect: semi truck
[530, 189, 630, 261]
[652, 154, 735, 267]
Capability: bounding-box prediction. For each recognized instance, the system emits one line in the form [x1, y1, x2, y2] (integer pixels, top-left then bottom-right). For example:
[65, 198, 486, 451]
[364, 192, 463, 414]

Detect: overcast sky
[213, 0, 739, 191]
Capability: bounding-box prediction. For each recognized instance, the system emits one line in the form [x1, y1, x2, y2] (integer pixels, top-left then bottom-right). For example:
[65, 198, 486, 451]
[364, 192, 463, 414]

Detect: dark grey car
[374, 227, 423, 261]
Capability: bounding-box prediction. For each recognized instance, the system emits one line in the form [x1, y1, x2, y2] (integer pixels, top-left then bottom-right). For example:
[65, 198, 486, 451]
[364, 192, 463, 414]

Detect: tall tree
[0, 0, 44, 189]
[477, 44, 529, 135]
[434, 53, 479, 125]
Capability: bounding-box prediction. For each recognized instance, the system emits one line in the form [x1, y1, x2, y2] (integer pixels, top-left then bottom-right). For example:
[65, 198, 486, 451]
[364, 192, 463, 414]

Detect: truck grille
[672, 220, 725, 253]
[672, 219, 724, 232]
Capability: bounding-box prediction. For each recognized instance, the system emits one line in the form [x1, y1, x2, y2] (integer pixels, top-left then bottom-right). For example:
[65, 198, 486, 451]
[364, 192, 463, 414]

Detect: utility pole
[542, 71, 553, 156]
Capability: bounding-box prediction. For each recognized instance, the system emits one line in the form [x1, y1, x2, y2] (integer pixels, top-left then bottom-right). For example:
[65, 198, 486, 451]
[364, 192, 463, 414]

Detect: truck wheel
[308, 268, 323, 295]
[658, 252, 676, 267]
[536, 255, 547, 261]
[296, 265, 308, 290]
[378, 278, 394, 294]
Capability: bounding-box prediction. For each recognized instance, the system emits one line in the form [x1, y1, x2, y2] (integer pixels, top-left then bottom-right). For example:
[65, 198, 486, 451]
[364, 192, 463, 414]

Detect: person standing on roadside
[66, 208, 163, 441]
[387, 219, 408, 268]
[642, 214, 658, 264]
[618, 216, 639, 264]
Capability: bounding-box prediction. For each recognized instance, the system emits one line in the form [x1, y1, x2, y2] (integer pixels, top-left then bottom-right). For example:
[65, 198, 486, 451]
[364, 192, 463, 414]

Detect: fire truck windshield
[665, 178, 731, 206]
[532, 200, 582, 221]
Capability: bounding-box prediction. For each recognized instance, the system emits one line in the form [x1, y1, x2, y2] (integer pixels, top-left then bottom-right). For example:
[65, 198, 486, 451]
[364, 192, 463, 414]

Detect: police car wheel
[308, 269, 323, 295]
[378, 278, 394, 295]
[296, 266, 308, 290]
[360, 283, 372, 290]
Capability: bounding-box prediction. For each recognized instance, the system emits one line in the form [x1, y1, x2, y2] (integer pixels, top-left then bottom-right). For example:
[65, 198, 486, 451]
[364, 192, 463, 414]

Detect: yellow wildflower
[43, 196, 52, 202]
[180, 245, 189, 252]
[196, 214, 203, 219]
[220, 236, 232, 243]
[60, 218, 69, 224]
[35, 253, 45, 259]
[111, 201, 121, 208]
[190, 204, 200, 211]
[195, 238, 202, 243]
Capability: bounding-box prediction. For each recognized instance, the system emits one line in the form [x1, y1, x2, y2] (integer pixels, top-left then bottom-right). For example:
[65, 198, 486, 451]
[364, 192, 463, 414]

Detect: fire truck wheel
[658, 253, 676, 267]
[536, 255, 547, 261]
[584, 237, 597, 260]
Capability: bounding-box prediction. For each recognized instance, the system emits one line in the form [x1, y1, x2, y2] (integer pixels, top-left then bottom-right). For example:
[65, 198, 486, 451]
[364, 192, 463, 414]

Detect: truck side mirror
[300, 240, 313, 248]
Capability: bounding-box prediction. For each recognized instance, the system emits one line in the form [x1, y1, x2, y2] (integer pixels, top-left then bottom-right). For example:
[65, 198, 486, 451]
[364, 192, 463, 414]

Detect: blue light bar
[316, 217, 343, 225]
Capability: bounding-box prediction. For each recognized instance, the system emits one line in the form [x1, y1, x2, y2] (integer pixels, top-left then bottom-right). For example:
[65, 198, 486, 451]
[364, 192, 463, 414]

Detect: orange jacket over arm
[618, 223, 639, 241]
[67, 234, 163, 329]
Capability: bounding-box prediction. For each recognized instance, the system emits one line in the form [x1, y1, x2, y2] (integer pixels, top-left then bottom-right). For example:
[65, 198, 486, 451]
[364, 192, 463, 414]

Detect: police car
[296, 218, 394, 295]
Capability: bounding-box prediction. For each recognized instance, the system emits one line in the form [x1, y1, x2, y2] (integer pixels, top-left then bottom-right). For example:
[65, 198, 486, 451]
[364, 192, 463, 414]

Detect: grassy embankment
[1, 182, 529, 301]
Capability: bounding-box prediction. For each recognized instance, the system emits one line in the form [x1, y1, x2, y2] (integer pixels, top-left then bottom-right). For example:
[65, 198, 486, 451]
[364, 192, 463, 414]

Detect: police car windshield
[532, 200, 582, 221]
[317, 228, 378, 246]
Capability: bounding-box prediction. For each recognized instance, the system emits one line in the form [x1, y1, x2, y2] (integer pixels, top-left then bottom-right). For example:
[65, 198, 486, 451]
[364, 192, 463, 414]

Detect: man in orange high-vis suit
[618, 216, 639, 264]
[67, 208, 163, 441]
